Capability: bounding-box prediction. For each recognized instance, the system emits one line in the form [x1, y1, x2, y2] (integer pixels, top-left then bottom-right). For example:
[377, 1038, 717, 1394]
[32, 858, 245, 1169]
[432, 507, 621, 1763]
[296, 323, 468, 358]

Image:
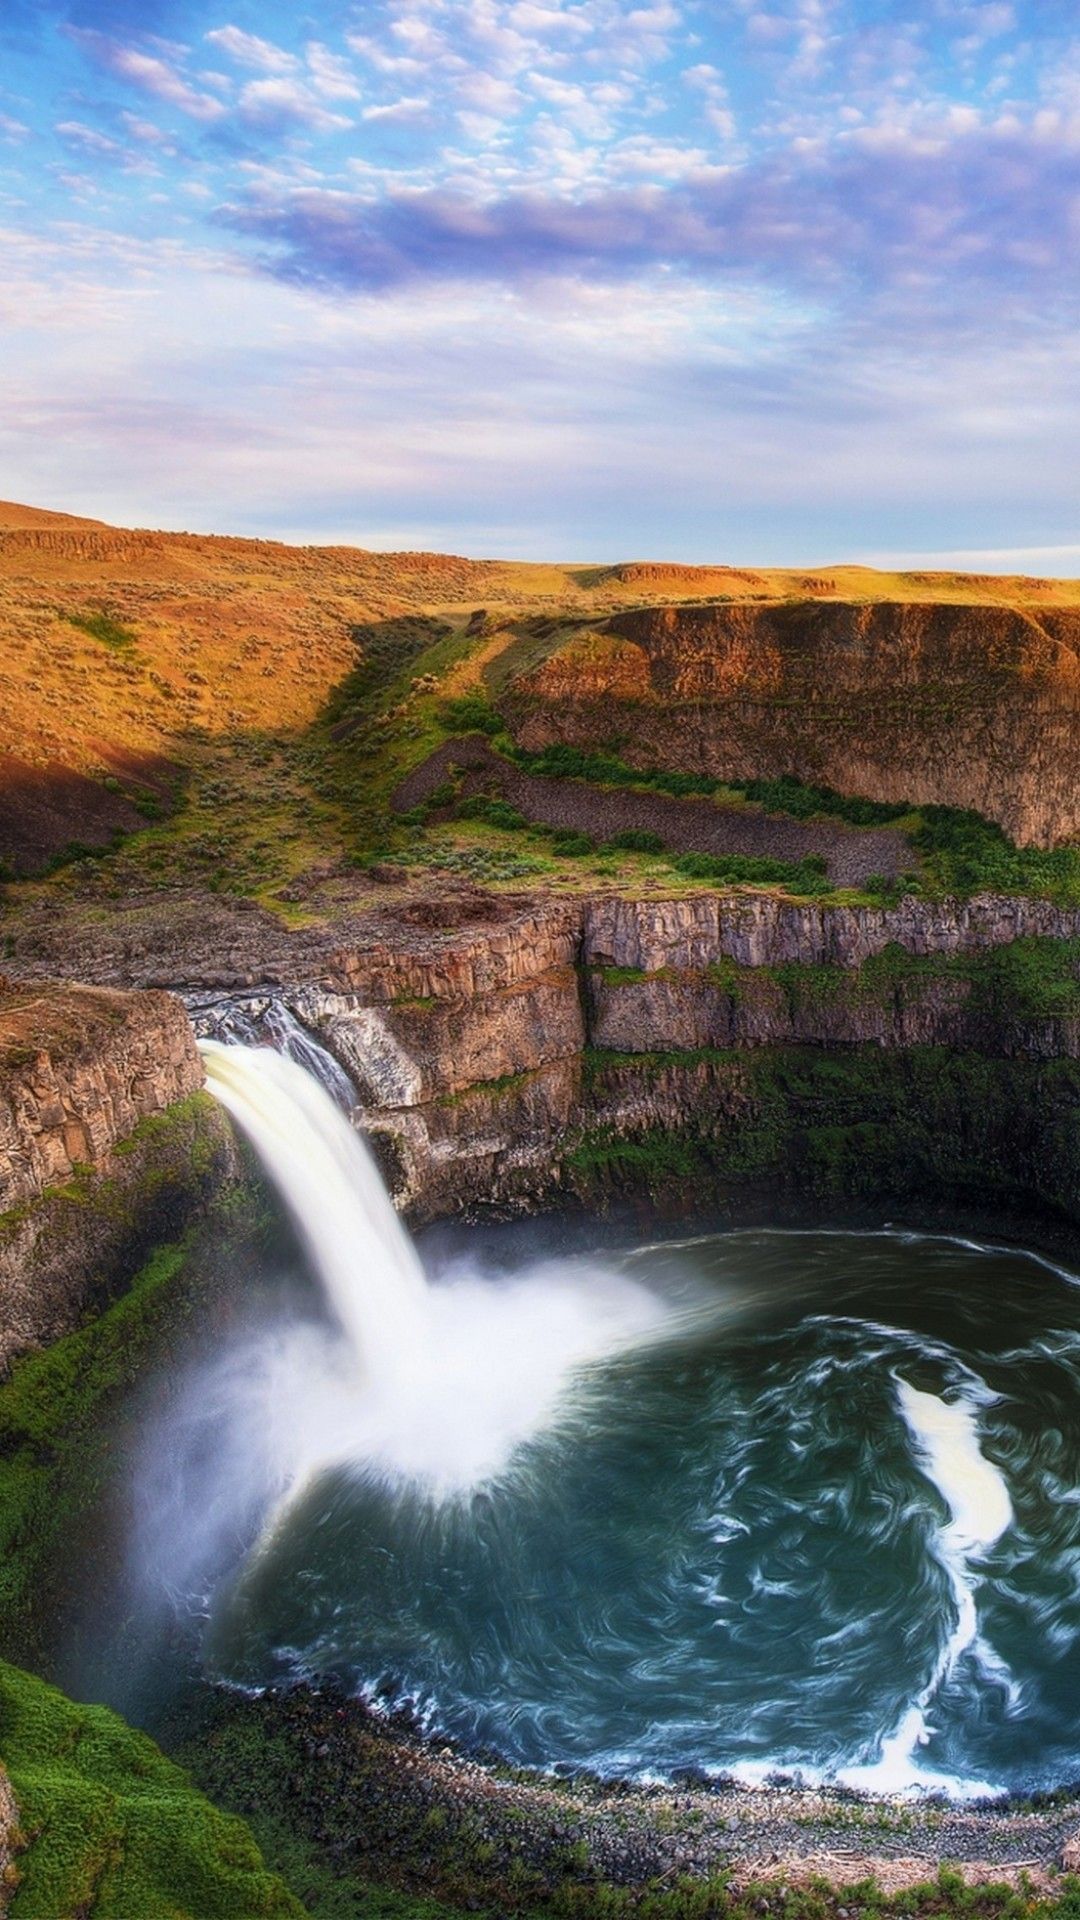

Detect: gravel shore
[185, 1683, 1080, 1910]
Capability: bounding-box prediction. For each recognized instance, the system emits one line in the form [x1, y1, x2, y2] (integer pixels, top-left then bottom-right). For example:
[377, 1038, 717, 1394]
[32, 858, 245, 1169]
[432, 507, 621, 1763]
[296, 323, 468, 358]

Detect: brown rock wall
[320, 902, 581, 1002]
[0, 985, 202, 1213]
[505, 602, 1080, 846]
[582, 893, 1080, 974]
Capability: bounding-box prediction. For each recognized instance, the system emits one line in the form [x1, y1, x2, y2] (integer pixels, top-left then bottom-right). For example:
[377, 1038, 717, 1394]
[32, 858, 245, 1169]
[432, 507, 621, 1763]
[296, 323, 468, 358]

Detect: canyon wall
[223, 891, 1080, 1227]
[502, 602, 1080, 846]
[0, 983, 227, 1370]
[9, 884, 1080, 1366]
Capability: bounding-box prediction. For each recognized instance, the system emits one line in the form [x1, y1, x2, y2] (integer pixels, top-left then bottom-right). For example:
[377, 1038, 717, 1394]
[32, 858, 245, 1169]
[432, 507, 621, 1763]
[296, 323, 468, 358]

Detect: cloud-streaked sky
[1, 0, 1077, 564]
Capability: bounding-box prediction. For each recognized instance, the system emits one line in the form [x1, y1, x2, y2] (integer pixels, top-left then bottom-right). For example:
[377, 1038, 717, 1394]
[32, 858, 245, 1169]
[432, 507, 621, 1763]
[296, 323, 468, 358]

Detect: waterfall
[199, 1041, 428, 1379]
[188, 994, 357, 1112]
[196, 1039, 670, 1498]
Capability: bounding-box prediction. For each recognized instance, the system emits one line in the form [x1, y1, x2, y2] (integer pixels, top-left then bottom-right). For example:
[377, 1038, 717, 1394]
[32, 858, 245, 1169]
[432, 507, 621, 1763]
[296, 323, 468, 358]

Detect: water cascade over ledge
[137, 1042, 1080, 1799]
[199, 1039, 427, 1380]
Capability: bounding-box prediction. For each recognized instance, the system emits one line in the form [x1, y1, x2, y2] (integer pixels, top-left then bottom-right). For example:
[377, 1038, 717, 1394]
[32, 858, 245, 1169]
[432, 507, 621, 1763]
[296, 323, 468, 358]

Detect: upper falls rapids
[119, 1035, 1080, 1800]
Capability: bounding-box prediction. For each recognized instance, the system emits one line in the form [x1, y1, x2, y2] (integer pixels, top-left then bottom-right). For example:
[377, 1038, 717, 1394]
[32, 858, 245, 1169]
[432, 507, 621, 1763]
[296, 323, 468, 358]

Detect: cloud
[218, 112, 1080, 322]
[361, 97, 432, 125]
[55, 117, 124, 156]
[237, 77, 352, 133]
[304, 43, 362, 101]
[1, 225, 1075, 566]
[69, 28, 226, 120]
[205, 25, 297, 74]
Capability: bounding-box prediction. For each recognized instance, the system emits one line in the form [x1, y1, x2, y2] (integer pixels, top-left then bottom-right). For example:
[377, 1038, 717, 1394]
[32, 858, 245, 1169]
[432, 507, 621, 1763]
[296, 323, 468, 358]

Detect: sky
[0, 0, 1077, 566]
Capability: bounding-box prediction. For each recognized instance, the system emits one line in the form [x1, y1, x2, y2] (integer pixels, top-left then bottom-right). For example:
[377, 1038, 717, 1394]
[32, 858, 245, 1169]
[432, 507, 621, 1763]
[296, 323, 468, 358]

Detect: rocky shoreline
[186, 1680, 1080, 1909]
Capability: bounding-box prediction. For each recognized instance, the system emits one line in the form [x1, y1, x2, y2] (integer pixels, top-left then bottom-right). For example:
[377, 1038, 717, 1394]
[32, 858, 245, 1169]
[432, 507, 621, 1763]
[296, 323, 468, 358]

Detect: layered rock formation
[190, 890, 1080, 1225]
[0, 984, 201, 1212]
[502, 602, 1080, 845]
[0, 983, 225, 1370]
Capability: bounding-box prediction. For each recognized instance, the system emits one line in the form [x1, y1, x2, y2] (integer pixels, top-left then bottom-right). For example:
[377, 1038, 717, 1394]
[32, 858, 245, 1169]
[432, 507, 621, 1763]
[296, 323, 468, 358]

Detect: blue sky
[1, 0, 1077, 565]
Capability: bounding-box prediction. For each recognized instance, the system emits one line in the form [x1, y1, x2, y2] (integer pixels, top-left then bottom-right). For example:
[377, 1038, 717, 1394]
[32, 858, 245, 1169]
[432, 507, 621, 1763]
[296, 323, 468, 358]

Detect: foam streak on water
[843, 1377, 1015, 1797]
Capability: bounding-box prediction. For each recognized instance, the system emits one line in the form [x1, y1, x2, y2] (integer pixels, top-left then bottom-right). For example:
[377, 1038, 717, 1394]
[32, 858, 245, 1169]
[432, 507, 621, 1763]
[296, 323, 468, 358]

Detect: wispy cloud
[68, 27, 227, 120]
[205, 25, 297, 74]
[0, 1, 1077, 561]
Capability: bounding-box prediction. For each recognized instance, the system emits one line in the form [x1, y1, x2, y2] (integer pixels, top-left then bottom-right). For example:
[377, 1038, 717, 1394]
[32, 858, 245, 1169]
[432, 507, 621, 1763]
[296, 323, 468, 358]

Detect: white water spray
[844, 1376, 1015, 1796]
[200, 1040, 428, 1380]
[193, 1040, 671, 1506]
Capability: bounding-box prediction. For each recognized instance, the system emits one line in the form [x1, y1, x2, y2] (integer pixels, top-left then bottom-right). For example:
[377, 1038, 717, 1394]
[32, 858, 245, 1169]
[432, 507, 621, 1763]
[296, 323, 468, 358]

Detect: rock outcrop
[503, 601, 1080, 846]
[0, 983, 225, 1372]
[0, 1763, 18, 1912]
[184, 890, 1080, 1226]
[0, 983, 202, 1212]
[582, 892, 1080, 972]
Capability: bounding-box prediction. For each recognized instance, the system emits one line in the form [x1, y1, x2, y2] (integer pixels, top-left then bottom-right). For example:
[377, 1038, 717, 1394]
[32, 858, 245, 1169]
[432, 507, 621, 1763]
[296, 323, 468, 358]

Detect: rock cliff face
[502, 602, 1080, 846]
[207, 890, 1080, 1224]
[10, 885, 1080, 1347]
[0, 984, 202, 1212]
[0, 984, 225, 1371]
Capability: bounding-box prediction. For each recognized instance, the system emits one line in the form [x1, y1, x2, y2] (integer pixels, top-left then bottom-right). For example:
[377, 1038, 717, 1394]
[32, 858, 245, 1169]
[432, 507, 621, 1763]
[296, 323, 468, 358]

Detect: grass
[60, 608, 139, 656]
[0, 1663, 301, 1920]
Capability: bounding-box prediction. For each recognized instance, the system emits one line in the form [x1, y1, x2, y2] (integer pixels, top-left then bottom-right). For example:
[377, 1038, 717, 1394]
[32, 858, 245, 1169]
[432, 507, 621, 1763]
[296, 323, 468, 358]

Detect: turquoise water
[195, 1229, 1080, 1797]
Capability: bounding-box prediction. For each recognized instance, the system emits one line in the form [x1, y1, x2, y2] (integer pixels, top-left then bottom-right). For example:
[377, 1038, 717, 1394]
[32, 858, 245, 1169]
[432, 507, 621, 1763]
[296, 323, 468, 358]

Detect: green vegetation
[0, 1231, 196, 1655]
[911, 807, 1080, 904]
[179, 1689, 1080, 1920]
[439, 692, 503, 736]
[549, 829, 594, 857]
[604, 829, 666, 854]
[510, 743, 1080, 905]
[0, 1663, 300, 1920]
[671, 850, 831, 893]
[572, 1041, 1080, 1223]
[736, 774, 907, 827]
[60, 608, 139, 656]
[512, 743, 720, 798]
[454, 795, 529, 831]
[328, 618, 453, 713]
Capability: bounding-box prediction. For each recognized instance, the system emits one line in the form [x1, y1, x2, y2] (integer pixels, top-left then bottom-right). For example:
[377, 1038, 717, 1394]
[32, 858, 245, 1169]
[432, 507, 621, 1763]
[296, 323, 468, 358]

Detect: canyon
[9, 885, 1080, 1367]
[7, 501, 1080, 1915]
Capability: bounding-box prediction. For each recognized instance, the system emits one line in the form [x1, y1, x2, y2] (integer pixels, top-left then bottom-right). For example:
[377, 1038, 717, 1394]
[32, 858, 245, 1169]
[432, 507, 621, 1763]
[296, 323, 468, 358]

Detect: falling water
[134, 1047, 1080, 1797]
[199, 1040, 427, 1378]
[193, 1039, 672, 1501]
[189, 996, 357, 1110]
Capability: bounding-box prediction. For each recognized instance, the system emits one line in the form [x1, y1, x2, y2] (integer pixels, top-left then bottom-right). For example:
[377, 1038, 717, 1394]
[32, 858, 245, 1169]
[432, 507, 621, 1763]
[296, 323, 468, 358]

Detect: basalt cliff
[0, 982, 226, 1369]
[503, 601, 1080, 846]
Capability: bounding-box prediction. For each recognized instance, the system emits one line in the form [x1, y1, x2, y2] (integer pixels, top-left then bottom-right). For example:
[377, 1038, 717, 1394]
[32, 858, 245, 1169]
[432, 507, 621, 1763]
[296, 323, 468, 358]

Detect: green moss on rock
[0, 1661, 301, 1919]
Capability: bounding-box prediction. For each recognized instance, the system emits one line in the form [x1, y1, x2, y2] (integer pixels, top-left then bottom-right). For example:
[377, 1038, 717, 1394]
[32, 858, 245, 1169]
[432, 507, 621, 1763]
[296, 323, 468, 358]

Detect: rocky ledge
[0, 981, 226, 1372]
[170, 888, 1080, 1228]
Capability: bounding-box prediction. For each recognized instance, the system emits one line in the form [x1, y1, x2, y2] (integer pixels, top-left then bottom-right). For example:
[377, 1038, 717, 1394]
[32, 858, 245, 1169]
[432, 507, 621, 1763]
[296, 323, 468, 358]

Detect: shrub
[672, 850, 830, 892]
[550, 829, 595, 857]
[604, 828, 666, 854]
[61, 608, 138, 655]
[455, 794, 528, 830]
[439, 692, 503, 736]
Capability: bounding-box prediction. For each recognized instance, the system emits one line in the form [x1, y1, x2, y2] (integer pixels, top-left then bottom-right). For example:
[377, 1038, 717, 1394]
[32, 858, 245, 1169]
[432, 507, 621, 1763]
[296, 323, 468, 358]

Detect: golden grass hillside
[1, 496, 1077, 875]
